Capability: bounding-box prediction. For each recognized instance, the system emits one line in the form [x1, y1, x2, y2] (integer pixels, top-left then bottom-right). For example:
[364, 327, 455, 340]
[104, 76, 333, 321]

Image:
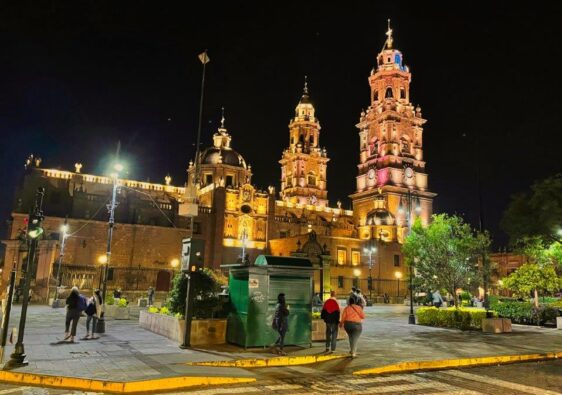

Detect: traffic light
[181, 238, 205, 272]
[27, 213, 44, 239]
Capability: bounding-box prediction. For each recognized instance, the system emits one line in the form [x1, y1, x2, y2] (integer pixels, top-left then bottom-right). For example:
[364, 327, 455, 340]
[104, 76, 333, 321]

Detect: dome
[366, 208, 395, 226]
[200, 147, 247, 168]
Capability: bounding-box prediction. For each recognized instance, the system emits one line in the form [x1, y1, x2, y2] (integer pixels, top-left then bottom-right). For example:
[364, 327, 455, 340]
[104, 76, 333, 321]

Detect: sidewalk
[0, 305, 561, 385]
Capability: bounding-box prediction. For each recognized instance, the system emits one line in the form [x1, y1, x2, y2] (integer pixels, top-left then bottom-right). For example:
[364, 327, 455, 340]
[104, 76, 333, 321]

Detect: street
[0, 360, 560, 394]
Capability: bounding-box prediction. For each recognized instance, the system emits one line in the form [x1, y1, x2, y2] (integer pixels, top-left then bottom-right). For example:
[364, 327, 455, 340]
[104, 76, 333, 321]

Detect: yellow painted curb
[187, 353, 347, 368]
[0, 371, 255, 394]
[353, 351, 562, 375]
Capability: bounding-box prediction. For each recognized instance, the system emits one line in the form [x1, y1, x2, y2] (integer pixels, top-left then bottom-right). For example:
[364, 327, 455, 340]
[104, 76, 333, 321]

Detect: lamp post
[53, 220, 69, 306]
[395, 271, 402, 297]
[399, 188, 421, 324]
[7, 187, 45, 368]
[363, 244, 377, 299]
[98, 163, 123, 334]
[240, 229, 248, 264]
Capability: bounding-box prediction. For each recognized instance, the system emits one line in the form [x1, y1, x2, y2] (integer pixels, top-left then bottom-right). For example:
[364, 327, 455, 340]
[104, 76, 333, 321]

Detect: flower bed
[139, 310, 226, 345]
[416, 307, 496, 330]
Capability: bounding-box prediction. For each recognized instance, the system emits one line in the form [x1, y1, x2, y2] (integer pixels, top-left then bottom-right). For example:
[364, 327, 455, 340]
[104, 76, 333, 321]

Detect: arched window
[400, 88, 406, 99]
[308, 173, 316, 186]
[401, 138, 410, 153]
[373, 90, 379, 101]
[385, 87, 393, 98]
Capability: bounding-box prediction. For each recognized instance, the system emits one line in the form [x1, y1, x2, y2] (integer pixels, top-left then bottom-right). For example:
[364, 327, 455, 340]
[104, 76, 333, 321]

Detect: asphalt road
[0, 360, 560, 394]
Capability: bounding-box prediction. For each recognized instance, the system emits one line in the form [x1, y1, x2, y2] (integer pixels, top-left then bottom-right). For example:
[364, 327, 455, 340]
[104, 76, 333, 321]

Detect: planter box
[104, 305, 131, 320]
[139, 311, 226, 346]
[138, 298, 148, 307]
[311, 320, 347, 341]
[482, 318, 512, 333]
[557, 317, 562, 330]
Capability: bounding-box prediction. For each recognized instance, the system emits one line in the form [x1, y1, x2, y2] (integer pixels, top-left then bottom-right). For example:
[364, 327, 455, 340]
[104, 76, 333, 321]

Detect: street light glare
[114, 163, 124, 172]
[170, 258, 180, 268]
[353, 269, 362, 277]
[60, 224, 69, 233]
[395, 271, 403, 279]
[97, 255, 108, 264]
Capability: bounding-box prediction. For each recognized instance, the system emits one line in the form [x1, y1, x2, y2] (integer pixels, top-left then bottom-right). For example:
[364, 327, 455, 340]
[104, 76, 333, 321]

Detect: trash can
[223, 255, 314, 348]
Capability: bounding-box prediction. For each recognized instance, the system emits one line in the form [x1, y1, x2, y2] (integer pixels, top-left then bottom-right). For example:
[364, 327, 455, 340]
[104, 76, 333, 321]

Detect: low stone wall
[312, 319, 347, 341]
[104, 305, 131, 320]
[139, 311, 226, 345]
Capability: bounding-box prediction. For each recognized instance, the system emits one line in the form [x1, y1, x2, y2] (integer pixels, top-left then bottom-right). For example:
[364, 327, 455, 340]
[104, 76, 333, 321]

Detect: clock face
[368, 168, 376, 180]
[243, 190, 251, 201]
[404, 167, 414, 179]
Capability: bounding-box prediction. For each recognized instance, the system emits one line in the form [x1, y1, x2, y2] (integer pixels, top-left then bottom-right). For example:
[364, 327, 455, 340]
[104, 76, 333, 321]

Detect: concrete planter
[104, 304, 131, 320]
[139, 311, 226, 346]
[557, 317, 562, 329]
[311, 319, 347, 341]
[482, 317, 512, 333]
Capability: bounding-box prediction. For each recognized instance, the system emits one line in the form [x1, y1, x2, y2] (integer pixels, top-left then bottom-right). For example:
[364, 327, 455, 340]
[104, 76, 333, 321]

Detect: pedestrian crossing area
[171, 370, 562, 394]
[0, 368, 560, 394]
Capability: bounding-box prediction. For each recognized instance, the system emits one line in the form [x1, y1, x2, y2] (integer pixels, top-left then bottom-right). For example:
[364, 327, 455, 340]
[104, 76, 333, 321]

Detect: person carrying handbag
[339, 296, 365, 358]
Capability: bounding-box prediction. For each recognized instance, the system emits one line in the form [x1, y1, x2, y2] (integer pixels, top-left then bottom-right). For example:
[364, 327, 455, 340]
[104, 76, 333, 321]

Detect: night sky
[2, 2, 562, 247]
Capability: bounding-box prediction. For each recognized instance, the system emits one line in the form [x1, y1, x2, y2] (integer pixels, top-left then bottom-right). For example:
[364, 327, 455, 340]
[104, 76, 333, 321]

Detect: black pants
[275, 327, 287, 349]
[65, 309, 81, 336]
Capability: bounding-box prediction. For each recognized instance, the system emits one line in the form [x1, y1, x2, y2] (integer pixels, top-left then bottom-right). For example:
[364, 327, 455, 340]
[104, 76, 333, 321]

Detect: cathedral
[1, 23, 435, 302]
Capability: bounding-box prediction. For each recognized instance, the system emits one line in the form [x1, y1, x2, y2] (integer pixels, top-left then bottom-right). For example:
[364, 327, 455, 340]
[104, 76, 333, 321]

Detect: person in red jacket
[320, 291, 340, 353]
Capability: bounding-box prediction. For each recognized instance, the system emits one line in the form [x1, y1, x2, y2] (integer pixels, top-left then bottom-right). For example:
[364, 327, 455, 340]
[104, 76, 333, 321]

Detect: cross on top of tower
[303, 75, 308, 95]
[384, 18, 393, 50]
[220, 106, 225, 129]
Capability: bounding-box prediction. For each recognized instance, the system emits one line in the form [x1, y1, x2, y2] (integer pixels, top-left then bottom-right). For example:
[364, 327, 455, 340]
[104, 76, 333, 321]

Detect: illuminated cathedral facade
[2, 23, 434, 301]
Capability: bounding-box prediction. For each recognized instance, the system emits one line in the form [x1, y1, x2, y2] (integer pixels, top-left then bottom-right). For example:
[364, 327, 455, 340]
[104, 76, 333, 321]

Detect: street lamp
[53, 221, 69, 306]
[363, 244, 377, 298]
[240, 229, 248, 264]
[97, 255, 108, 289]
[170, 258, 180, 269]
[395, 271, 402, 297]
[399, 187, 421, 325]
[98, 162, 124, 334]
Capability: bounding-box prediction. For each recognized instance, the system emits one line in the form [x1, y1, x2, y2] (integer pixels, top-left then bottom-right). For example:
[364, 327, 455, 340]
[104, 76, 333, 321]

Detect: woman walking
[84, 289, 103, 340]
[64, 287, 87, 342]
[271, 293, 289, 355]
[339, 296, 365, 358]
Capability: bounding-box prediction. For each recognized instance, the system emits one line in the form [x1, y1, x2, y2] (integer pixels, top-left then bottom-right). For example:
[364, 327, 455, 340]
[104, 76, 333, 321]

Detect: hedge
[489, 299, 559, 325]
[416, 307, 496, 330]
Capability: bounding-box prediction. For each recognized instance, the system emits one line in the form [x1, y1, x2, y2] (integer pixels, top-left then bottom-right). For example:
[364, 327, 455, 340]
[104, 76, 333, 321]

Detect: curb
[353, 351, 562, 375]
[0, 371, 255, 394]
[187, 353, 347, 368]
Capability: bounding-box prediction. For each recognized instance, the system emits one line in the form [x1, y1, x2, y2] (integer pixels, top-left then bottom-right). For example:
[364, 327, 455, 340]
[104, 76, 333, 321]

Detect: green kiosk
[224, 255, 314, 348]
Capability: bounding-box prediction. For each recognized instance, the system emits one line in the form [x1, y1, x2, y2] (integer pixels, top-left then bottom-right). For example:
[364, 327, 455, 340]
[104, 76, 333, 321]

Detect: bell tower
[350, 20, 436, 242]
[279, 77, 329, 207]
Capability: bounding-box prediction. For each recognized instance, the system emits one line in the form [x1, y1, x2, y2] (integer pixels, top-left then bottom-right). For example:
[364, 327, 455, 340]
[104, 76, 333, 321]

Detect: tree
[403, 214, 488, 308]
[501, 175, 562, 245]
[167, 268, 224, 319]
[502, 263, 561, 307]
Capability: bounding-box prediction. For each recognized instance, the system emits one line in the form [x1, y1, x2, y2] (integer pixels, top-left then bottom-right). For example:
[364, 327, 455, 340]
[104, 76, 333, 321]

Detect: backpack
[85, 299, 96, 316]
[78, 295, 88, 312]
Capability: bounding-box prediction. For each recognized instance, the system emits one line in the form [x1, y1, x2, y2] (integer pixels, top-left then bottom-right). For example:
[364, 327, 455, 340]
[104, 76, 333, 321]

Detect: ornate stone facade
[2, 22, 435, 302]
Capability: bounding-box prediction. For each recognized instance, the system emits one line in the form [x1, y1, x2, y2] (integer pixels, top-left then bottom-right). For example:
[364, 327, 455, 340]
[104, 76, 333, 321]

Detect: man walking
[321, 291, 340, 353]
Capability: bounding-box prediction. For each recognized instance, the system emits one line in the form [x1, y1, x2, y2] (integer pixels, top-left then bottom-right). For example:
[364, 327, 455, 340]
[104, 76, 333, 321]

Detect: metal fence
[331, 277, 408, 298]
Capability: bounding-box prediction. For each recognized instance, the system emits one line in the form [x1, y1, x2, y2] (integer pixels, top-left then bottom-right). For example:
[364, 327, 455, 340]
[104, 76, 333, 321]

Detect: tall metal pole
[194, 50, 208, 186]
[98, 178, 118, 334]
[0, 270, 17, 363]
[407, 190, 416, 324]
[180, 272, 193, 349]
[53, 219, 68, 306]
[7, 187, 45, 368]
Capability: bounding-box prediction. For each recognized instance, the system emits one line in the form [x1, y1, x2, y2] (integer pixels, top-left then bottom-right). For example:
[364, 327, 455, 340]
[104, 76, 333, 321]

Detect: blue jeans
[343, 322, 362, 355]
[325, 322, 338, 351]
[275, 327, 287, 349]
[86, 314, 98, 334]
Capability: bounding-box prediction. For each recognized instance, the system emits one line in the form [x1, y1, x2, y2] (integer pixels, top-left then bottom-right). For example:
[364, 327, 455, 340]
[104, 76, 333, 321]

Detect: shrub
[490, 299, 560, 325]
[312, 311, 321, 320]
[106, 294, 115, 306]
[167, 270, 230, 319]
[159, 306, 170, 315]
[147, 306, 159, 313]
[416, 307, 494, 330]
[117, 298, 128, 308]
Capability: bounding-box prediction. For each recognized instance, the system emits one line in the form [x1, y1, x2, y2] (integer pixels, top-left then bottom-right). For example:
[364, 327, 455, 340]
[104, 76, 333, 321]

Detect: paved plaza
[0, 304, 560, 392]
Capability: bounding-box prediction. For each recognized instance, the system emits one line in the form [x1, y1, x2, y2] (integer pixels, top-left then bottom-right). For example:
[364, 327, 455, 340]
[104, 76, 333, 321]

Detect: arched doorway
[155, 270, 171, 292]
